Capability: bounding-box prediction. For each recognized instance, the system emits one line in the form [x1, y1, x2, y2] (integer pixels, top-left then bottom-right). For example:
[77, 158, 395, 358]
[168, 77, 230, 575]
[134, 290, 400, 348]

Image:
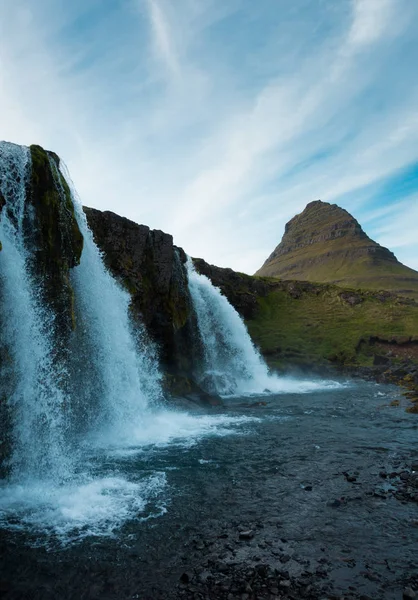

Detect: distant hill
[256, 200, 418, 300]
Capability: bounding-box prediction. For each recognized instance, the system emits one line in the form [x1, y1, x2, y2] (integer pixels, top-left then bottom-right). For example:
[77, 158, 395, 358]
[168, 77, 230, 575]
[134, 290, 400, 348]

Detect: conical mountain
[256, 200, 418, 299]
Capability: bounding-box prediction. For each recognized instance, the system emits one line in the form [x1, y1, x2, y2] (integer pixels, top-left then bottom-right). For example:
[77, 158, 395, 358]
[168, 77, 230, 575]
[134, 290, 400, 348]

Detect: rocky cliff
[256, 200, 418, 300]
[83, 208, 192, 370]
[28, 146, 84, 335]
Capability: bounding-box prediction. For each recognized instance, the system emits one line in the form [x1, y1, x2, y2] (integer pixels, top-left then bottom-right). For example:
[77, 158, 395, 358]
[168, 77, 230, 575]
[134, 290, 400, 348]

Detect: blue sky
[1, 0, 417, 273]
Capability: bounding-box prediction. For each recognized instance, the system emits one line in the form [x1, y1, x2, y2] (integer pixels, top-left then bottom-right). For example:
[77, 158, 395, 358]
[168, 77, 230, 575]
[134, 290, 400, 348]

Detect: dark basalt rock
[192, 257, 275, 319]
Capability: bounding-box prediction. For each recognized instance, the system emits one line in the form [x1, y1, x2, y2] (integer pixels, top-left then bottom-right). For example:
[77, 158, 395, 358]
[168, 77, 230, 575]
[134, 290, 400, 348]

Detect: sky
[1, 0, 418, 273]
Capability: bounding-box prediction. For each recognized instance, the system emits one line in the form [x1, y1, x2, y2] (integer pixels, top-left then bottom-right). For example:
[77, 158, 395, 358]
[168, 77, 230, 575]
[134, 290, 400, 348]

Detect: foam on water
[0, 411, 261, 542]
[0, 472, 167, 544]
[99, 410, 261, 452]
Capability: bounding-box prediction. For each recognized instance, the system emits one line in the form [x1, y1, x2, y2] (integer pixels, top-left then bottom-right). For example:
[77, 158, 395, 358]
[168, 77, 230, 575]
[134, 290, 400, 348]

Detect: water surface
[1, 380, 417, 599]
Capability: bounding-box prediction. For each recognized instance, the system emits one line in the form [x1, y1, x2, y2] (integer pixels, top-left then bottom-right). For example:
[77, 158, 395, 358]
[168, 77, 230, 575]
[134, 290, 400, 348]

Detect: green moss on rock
[29, 145, 83, 266]
[27, 145, 84, 333]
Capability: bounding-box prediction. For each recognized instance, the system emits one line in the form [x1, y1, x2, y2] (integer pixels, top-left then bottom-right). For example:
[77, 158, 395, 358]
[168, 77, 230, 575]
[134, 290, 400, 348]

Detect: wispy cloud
[348, 0, 394, 47]
[0, 0, 417, 274]
[145, 0, 180, 78]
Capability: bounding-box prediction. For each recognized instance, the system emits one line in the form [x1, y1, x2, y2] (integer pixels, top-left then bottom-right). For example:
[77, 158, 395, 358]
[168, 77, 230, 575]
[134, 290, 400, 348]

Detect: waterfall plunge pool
[1, 380, 417, 600]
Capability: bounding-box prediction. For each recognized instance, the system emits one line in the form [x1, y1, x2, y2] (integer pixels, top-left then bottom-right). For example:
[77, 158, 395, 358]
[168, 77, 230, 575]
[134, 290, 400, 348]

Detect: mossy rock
[29, 145, 83, 267]
[27, 145, 84, 333]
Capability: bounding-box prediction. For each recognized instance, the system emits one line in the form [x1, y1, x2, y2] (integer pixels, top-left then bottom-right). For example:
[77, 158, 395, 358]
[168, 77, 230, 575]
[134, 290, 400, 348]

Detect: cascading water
[0, 142, 342, 543]
[186, 258, 274, 395]
[0, 144, 168, 539]
[187, 258, 341, 396]
[0, 142, 72, 481]
[0, 143, 258, 542]
[58, 162, 164, 441]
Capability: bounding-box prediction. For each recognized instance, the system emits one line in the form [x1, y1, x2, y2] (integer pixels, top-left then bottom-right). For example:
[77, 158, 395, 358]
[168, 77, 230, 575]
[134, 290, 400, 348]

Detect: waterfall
[0, 143, 172, 540]
[59, 163, 164, 440]
[0, 143, 164, 484]
[0, 142, 72, 481]
[0, 142, 343, 543]
[186, 259, 341, 397]
[186, 258, 274, 396]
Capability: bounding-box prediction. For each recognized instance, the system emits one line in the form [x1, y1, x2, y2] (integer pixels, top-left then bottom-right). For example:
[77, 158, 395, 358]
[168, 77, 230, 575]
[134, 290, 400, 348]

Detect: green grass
[246, 283, 418, 369]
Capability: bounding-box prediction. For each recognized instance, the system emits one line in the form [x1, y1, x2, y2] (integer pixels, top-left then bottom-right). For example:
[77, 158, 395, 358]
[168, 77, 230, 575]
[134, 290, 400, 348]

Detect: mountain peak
[256, 201, 418, 299]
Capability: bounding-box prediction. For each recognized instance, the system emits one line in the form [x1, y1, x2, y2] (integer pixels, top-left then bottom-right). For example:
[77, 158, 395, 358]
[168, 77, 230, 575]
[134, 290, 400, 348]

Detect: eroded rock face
[256, 200, 418, 299]
[84, 208, 194, 373]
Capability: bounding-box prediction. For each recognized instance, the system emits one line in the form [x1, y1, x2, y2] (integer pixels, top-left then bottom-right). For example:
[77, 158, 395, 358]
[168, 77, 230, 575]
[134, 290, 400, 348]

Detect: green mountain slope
[256, 200, 418, 300]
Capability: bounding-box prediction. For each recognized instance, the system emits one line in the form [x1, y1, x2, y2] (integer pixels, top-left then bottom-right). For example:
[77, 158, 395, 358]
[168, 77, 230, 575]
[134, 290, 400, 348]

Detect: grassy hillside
[258, 240, 418, 300]
[193, 259, 418, 373]
[247, 281, 418, 369]
[194, 258, 418, 410]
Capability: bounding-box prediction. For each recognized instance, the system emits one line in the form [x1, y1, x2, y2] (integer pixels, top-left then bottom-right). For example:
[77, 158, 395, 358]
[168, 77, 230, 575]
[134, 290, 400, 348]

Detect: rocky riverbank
[172, 460, 418, 600]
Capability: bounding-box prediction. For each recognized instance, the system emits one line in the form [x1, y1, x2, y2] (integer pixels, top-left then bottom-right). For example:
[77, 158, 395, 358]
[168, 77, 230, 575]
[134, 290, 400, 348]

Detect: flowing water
[0, 383, 416, 600]
[61, 163, 164, 440]
[187, 258, 336, 397]
[0, 143, 72, 481]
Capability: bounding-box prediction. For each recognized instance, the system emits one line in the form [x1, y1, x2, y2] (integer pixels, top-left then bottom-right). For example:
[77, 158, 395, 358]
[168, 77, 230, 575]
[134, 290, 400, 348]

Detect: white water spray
[186, 258, 273, 395]
[0, 142, 72, 481]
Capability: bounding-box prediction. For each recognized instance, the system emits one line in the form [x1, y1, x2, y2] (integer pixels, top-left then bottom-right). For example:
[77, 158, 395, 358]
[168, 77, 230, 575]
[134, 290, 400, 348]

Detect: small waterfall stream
[186, 258, 274, 395]
[186, 258, 339, 397]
